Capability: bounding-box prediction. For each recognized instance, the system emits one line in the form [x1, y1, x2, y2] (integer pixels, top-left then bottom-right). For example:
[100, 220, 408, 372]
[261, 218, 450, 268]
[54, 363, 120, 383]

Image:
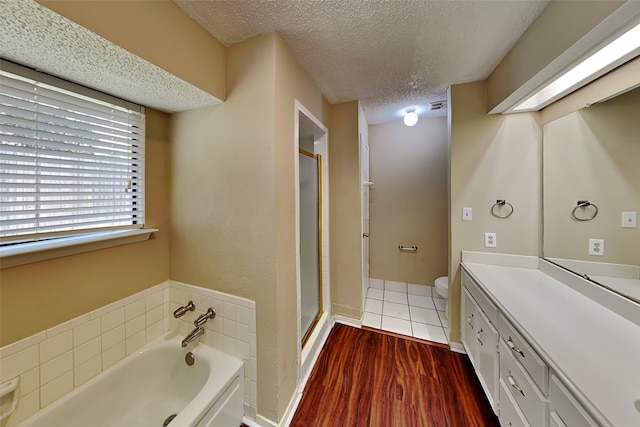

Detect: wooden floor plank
[290, 323, 499, 427]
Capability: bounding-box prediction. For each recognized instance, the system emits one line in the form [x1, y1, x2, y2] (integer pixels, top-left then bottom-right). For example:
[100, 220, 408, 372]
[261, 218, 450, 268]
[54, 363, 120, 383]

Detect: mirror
[543, 85, 640, 303]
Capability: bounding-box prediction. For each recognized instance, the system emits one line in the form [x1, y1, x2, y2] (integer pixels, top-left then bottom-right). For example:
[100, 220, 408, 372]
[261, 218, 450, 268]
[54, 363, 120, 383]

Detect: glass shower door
[299, 149, 322, 346]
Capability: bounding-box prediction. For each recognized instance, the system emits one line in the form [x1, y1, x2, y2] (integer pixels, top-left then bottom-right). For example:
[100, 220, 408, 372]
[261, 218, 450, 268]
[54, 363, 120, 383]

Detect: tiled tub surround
[169, 281, 258, 421]
[0, 281, 257, 427]
[363, 278, 449, 345]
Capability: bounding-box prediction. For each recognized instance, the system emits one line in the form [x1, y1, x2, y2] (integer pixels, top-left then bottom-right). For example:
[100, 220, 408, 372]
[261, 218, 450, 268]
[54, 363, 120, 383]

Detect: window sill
[0, 229, 159, 269]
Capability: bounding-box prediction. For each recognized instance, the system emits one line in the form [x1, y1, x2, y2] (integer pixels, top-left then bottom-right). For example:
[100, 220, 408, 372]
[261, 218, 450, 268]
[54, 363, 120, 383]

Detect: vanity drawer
[499, 339, 549, 427]
[549, 375, 598, 427]
[462, 269, 498, 324]
[497, 313, 548, 394]
[499, 377, 531, 427]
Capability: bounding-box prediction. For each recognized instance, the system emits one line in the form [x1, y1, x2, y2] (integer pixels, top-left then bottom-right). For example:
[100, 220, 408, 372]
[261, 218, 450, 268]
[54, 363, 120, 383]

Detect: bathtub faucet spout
[181, 326, 204, 347]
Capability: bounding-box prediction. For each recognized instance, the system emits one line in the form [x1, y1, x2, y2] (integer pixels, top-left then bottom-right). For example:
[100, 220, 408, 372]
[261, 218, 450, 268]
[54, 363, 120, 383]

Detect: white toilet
[434, 276, 449, 319]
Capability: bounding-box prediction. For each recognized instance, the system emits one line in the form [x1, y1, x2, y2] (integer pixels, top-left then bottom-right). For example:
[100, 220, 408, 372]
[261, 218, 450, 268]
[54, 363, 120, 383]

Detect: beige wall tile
[39, 350, 72, 385]
[0, 345, 38, 383]
[73, 336, 101, 367]
[39, 330, 72, 363]
[102, 342, 125, 370]
[100, 307, 125, 333]
[40, 371, 73, 407]
[74, 354, 101, 387]
[73, 319, 100, 346]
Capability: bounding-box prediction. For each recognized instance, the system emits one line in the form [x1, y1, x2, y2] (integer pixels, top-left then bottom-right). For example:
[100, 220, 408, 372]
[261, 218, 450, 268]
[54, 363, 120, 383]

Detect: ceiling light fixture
[404, 110, 418, 127]
[512, 21, 640, 112]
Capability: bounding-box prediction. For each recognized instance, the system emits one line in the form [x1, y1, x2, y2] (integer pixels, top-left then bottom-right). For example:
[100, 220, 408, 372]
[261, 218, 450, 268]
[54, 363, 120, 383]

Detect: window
[0, 61, 146, 245]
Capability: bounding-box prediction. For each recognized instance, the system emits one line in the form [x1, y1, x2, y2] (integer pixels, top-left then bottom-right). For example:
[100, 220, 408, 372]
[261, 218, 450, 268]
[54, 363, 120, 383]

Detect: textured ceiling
[0, 0, 221, 113]
[173, 0, 550, 124]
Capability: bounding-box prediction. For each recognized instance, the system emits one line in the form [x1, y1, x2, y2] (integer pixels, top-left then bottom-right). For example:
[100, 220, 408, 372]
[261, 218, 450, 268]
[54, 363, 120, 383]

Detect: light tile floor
[363, 278, 449, 345]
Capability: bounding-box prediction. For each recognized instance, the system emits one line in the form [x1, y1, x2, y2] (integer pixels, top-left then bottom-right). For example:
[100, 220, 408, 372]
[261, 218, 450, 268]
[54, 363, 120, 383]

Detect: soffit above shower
[172, 0, 549, 124]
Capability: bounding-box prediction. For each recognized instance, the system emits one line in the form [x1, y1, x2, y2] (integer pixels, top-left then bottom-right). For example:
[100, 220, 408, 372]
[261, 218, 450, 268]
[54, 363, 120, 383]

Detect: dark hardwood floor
[289, 323, 499, 427]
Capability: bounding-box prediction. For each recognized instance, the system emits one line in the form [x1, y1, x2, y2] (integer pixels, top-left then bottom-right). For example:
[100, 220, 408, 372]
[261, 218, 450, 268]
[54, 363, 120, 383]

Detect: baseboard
[249, 319, 334, 427]
[333, 314, 361, 328]
[282, 317, 333, 426]
[254, 414, 278, 427]
[279, 387, 304, 427]
[242, 416, 264, 427]
[300, 314, 332, 388]
[449, 341, 466, 354]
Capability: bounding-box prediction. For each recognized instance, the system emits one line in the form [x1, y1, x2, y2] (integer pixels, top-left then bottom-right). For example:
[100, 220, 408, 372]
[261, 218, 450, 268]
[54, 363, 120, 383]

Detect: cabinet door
[462, 287, 498, 412]
[461, 288, 477, 364]
[475, 304, 499, 410]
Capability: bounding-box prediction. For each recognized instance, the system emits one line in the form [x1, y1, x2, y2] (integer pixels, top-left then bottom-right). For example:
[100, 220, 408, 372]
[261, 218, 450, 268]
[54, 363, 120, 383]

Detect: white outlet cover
[589, 238, 604, 256]
[622, 212, 637, 228]
[484, 232, 496, 248]
[462, 207, 472, 221]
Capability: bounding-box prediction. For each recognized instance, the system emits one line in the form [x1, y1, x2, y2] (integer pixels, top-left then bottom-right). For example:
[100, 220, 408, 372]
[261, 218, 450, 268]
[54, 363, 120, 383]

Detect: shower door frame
[298, 148, 323, 348]
[293, 101, 331, 407]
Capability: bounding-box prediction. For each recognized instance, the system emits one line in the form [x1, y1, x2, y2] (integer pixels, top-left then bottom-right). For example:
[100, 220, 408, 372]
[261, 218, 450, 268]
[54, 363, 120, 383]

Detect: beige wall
[0, 109, 171, 346]
[169, 33, 328, 423]
[273, 35, 328, 417]
[37, 0, 226, 100]
[329, 101, 362, 319]
[487, 0, 624, 112]
[449, 81, 541, 342]
[543, 87, 640, 265]
[369, 118, 448, 285]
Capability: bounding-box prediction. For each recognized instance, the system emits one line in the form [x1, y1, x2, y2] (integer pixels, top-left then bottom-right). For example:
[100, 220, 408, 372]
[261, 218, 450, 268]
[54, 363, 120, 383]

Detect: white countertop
[462, 259, 640, 427]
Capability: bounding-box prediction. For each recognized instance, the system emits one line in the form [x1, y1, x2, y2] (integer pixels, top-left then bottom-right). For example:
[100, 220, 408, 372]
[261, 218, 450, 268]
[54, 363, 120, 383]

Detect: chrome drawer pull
[476, 328, 483, 345]
[507, 372, 525, 397]
[507, 337, 525, 358]
[467, 314, 474, 329]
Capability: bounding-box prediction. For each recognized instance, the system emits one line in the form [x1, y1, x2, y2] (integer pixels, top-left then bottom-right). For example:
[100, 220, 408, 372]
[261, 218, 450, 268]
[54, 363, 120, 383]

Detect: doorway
[360, 134, 370, 312]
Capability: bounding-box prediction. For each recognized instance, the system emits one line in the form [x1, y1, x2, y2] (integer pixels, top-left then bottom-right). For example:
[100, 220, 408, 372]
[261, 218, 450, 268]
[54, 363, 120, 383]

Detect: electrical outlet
[462, 207, 472, 221]
[622, 212, 637, 228]
[484, 232, 496, 248]
[589, 238, 604, 256]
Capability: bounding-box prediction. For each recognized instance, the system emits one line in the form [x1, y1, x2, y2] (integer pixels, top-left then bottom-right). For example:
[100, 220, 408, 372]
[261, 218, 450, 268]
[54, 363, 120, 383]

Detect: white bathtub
[18, 332, 244, 427]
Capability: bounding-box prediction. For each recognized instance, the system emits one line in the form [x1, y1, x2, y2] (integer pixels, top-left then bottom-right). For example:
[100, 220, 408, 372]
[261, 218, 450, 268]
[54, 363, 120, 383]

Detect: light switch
[462, 207, 472, 221]
[622, 212, 637, 228]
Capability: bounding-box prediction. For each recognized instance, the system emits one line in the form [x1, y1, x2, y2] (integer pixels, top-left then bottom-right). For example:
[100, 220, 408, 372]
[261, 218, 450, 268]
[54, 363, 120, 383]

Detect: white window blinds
[0, 64, 145, 243]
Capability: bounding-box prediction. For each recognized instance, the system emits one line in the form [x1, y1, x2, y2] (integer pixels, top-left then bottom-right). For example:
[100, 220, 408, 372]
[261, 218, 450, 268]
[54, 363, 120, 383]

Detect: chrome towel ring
[571, 200, 598, 221]
[491, 200, 514, 218]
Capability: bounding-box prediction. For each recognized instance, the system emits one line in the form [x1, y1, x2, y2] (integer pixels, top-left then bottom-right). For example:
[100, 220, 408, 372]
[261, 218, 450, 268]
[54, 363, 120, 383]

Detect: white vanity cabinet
[499, 338, 548, 426]
[549, 375, 598, 427]
[497, 312, 550, 427]
[461, 271, 499, 412]
[460, 261, 620, 427]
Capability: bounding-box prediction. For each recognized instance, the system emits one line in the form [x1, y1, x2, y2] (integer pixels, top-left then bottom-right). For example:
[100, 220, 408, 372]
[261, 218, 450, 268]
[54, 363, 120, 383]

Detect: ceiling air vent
[429, 100, 447, 111]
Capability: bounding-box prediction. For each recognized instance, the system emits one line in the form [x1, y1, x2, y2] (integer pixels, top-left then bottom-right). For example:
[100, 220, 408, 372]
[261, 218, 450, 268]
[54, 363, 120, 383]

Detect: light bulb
[403, 111, 418, 127]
